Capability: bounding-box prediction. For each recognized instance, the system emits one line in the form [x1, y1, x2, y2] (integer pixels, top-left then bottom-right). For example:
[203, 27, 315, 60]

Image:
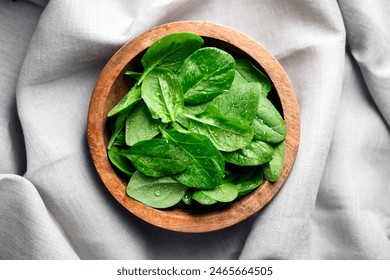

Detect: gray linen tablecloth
[1, 0, 389, 259]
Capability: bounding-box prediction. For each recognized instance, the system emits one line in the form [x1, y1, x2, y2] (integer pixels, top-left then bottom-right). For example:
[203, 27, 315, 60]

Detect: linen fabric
[0, 0, 389, 259]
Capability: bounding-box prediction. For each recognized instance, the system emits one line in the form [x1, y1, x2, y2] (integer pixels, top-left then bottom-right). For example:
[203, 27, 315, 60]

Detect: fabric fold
[239, 0, 346, 259]
[0, 174, 78, 259]
[0, 0, 389, 260]
[0, 0, 42, 175]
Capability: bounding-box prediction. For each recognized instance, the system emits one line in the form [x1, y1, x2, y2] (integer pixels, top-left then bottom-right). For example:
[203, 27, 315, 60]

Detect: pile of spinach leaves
[106, 32, 286, 210]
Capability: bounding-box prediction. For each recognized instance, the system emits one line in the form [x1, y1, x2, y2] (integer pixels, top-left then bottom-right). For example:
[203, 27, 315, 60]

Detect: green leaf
[192, 191, 217, 205]
[178, 47, 235, 105]
[252, 94, 286, 143]
[181, 189, 194, 206]
[234, 168, 263, 196]
[107, 107, 132, 150]
[200, 182, 238, 203]
[161, 128, 225, 189]
[171, 121, 189, 133]
[228, 166, 257, 183]
[262, 140, 286, 182]
[107, 146, 135, 176]
[139, 32, 204, 84]
[118, 139, 189, 177]
[112, 129, 126, 147]
[223, 140, 274, 166]
[125, 101, 162, 146]
[183, 103, 209, 116]
[207, 79, 260, 124]
[236, 58, 271, 96]
[224, 165, 256, 183]
[107, 85, 141, 117]
[124, 71, 142, 80]
[181, 106, 254, 152]
[127, 171, 187, 209]
[141, 68, 184, 123]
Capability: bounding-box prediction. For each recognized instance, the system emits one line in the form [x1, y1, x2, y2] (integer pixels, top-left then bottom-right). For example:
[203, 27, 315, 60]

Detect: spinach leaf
[232, 70, 247, 84]
[107, 146, 135, 177]
[118, 139, 189, 177]
[112, 129, 126, 147]
[223, 167, 240, 182]
[207, 79, 260, 124]
[124, 71, 142, 80]
[125, 101, 162, 146]
[171, 121, 189, 134]
[171, 103, 208, 129]
[222, 165, 262, 196]
[223, 165, 256, 184]
[181, 106, 254, 152]
[108, 85, 141, 117]
[141, 68, 184, 123]
[107, 107, 132, 150]
[236, 58, 271, 96]
[228, 165, 257, 183]
[127, 171, 187, 209]
[192, 191, 217, 205]
[139, 32, 204, 84]
[252, 93, 286, 143]
[223, 140, 274, 166]
[262, 140, 286, 182]
[161, 128, 225, 189]
[200, 182, 238, 203]
[183, 103, 208, 116]
[178, 47, 235, 105]
[234, 168, 263, 196]
[181, 189, 194, 206]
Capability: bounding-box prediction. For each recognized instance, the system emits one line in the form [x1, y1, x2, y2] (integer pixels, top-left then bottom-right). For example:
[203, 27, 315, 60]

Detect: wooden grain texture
[87, 21, 300, 232]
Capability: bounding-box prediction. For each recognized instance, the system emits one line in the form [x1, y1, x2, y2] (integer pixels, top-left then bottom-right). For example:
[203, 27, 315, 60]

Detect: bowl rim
[87, 20, 300, 233]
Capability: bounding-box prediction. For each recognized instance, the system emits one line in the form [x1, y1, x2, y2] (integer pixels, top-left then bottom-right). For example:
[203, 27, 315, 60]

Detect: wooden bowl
[87, 21, 300, 232]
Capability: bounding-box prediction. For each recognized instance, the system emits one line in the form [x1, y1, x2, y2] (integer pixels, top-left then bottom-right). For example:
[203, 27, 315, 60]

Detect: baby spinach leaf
[178, 47, 235, 105]
[223, 140, 274, 166]
[125, 101, 162, 146]
[112, 129, 126, 147]
[200, 182, 238, 203]
[207, 80, 260, 124]
[118, 139, 189, 177]
[236, 58, 271, 96]
[127, 171, 187, 209]
[124, 71, 142, 80]
[223, 165, 256, 185]
[252, 93, 286, 143]
[192, 191, 217, 205]
[181, 189, 194, 206]
[107, 146, 135, 177]
[141, 68, 184, 123]
[229, 165, 257, 183]
[161, 128, 224, 189]
[183, 103, 209, 116]
[232, 70, 247, 84]
[171, 103, 207, 130]
[182, 106, 254, 152]
[108, 85, 141, 117]
[262, 140, 286, 182]
[139, 32, 204, 84]
[234, 169, 263, 196]
[171, 121, 189, 134]
[223, 168, 240, 182]
[107, 107, 132, 150]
